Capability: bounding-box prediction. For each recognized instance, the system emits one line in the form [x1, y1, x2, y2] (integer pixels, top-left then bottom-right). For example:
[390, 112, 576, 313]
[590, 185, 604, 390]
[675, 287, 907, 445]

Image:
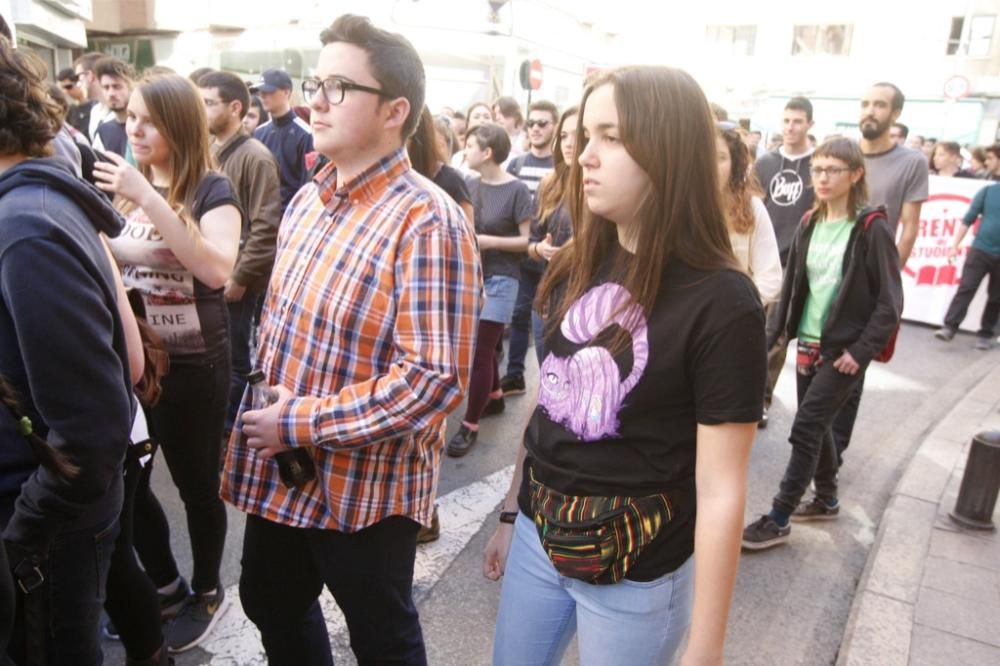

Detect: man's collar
[215, 125, 249, 153]
[316, 147, 411, 206]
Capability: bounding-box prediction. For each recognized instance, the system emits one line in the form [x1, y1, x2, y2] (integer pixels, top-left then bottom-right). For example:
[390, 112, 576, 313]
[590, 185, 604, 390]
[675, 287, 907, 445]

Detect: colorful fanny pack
[796, 340, 823, 375]
[529, 468, 673, 585]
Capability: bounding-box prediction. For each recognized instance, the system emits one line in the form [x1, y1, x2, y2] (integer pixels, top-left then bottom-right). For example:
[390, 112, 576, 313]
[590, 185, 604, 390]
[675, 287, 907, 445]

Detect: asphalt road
[105, 322, 996, 665]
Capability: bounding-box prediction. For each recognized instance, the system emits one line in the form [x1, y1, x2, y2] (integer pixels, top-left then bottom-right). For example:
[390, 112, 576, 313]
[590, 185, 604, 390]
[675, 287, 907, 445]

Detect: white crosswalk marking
[199, 466, 515, 663]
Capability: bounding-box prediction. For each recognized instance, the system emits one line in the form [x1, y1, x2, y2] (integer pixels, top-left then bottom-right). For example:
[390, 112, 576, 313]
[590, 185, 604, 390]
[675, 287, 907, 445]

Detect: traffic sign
[943, 75, 971, 100]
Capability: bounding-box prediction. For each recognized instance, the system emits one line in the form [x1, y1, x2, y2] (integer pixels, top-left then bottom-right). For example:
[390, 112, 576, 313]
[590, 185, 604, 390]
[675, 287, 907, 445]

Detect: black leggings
[104, 454, 163, 660]
[133, 358, 230, 594]
[463, 320, 505, 425]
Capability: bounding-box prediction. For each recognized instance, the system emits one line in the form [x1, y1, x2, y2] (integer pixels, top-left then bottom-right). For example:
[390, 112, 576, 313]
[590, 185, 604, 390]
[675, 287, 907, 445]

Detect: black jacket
[0, 159, 132, 556]
[767, 207, 903, 366]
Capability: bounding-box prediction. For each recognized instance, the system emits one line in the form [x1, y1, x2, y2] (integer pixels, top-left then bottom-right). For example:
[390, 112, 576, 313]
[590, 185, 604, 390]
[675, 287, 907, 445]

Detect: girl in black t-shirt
[95, 73, 242, 654]
[484, 67, 766, 666]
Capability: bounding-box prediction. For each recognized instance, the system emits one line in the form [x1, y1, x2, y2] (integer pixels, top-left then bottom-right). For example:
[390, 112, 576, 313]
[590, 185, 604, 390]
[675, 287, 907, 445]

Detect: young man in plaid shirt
[222, 15, 481, 665]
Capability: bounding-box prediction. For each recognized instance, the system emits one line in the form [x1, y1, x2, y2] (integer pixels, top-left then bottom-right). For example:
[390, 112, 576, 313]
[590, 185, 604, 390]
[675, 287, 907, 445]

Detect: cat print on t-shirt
[538, 283, 649, 440]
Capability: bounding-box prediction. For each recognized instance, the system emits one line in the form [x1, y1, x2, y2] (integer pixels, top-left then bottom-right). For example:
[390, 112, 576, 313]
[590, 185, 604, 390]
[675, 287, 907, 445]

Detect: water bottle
[246, 370, 317, 489]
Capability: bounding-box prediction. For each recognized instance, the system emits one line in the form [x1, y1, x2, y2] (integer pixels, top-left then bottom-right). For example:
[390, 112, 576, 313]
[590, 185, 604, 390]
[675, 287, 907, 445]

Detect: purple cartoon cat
[538, 283, 649, 440]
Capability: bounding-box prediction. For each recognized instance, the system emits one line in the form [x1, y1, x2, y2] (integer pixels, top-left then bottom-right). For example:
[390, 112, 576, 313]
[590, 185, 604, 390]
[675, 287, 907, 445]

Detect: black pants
[239, 514, 425, 666]
[830, 373, 865, 465]
[944, 247, 1000, 338]
[134, 358, 230, 594]
[105, 454, 163, 661]
[225, 293, 260, 435]
[772, 357, 867, 514]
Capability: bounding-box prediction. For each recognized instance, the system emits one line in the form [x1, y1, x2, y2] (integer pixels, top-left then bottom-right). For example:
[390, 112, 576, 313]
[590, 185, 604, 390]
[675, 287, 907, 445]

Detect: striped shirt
[220, 147, 482, 531]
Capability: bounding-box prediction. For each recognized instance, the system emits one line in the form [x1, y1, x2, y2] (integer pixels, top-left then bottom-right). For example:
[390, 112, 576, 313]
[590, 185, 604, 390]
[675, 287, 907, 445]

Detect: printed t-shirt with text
[108, 172, 240, 362]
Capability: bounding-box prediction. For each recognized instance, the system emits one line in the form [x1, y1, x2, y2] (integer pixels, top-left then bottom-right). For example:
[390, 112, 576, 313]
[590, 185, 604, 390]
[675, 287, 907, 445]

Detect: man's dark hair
[528, 100, 558, 121]
[892, 122, 909, 139]
[0, 38, 63, 157]
[198, 70, 250, 119]
[985, 144, 1000, 159]
[469, 124, 511, 164]
[319, 14, 425, 139]
[873, 82, 904, 112]
[785, 96, 813, 122]
[94, 56, 135, 83]
[74, 51, 104, 74]
[710, 102, 728, 122]
[189, 67, 213, 85]
[493, 95, 523, 126]
[936, 141, 961, 157]
[56, 67, 78, 83]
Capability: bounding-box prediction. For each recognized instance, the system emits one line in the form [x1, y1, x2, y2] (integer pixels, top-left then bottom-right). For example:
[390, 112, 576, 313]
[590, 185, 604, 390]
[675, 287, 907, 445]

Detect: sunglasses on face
[60, 82, 76, 91]
[810, 167, 850, 178]
[526, 119, 552, 129]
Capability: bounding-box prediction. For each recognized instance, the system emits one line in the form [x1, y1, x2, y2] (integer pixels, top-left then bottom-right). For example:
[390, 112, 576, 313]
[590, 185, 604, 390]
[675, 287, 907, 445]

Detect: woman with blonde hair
[96, 72, 242, 652]
[485, 66, 766, 665]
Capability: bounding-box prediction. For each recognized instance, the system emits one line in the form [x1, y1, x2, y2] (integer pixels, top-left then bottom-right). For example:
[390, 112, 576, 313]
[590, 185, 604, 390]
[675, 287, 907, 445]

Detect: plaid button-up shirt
[221, 147, 482, 530]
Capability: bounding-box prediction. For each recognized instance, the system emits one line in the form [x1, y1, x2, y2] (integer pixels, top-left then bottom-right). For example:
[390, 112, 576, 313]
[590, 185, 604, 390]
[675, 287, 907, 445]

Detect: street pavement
[838, 360, 1000, 666]
[103, 322, 996, 665]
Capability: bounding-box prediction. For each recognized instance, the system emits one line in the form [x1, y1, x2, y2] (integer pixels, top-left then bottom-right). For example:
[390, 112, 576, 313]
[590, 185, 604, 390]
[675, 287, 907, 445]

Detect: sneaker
[758, 405, 769, 429]
[446, 425, 478, 457]
[416, 505, 440, 544]
[159, 577, 192, 623]
[164, 585, 230, 653]
[975, 336, 994, 351]
[934, 327, 956, 341]
[741, 515, 791, 551]
[482, 395, 506, 417]
[791, 497, 840, 522]
[500, 374, 526, 396]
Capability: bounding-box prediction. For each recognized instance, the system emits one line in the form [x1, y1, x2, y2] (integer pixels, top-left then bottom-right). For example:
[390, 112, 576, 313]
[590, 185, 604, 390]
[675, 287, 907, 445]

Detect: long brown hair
[812, 137, 868, 222]
[535, 105, 578, 227]
[718, 128, 761, 235]
[407, 106, 443, 178]
[117, 73, 214, 233]
[537, 66, 737, 355]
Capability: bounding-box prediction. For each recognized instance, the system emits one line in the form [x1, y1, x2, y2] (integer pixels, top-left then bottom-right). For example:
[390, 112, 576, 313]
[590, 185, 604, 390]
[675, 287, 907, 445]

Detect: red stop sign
[529, 59, 543, 91]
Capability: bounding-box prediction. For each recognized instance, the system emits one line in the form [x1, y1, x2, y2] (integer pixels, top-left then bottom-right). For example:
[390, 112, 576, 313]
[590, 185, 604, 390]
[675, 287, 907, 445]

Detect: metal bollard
[949, 430, 1000, 530]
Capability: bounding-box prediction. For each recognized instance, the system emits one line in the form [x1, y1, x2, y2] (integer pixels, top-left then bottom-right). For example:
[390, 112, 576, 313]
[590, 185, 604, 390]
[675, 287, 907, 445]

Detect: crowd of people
[0, 8, 998, 666]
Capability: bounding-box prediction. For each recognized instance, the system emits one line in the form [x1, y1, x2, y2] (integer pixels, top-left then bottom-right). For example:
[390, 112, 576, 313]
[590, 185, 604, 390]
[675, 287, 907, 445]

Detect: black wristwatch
[499, 511, 518, 524]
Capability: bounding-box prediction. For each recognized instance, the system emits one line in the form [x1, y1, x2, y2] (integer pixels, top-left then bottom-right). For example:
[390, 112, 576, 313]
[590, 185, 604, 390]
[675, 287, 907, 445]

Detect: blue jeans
[8, 518, 119, 665]
[506, 270, 541, 378]
[494, 513, 694, 666]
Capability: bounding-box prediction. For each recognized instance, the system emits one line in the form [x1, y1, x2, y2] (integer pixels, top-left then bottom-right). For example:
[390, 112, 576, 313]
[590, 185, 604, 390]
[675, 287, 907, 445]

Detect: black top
[754, 150, 815, 265]
[470, 178, 534, 280]
[433, 164, 472, 207]
[517, 246, 766, 580]
[96, 118, 128, 159]
[524, 202, 573, 276]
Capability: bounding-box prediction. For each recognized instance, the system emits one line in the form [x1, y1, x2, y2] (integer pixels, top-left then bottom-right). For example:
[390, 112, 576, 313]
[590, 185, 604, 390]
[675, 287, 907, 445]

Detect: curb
[836, 355, 1000, 666]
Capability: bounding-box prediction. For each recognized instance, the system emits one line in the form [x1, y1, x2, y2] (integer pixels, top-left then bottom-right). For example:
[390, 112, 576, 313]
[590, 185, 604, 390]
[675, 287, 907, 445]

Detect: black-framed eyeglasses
[301, 76, 393, 106]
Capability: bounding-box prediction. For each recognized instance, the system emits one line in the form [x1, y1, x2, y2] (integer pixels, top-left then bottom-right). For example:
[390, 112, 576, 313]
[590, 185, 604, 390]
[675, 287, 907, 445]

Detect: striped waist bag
[529, 469, 673, 585]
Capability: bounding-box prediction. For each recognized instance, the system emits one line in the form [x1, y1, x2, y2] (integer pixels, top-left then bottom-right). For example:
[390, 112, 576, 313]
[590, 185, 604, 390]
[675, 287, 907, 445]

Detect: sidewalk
[837, 359, 1000, 666]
